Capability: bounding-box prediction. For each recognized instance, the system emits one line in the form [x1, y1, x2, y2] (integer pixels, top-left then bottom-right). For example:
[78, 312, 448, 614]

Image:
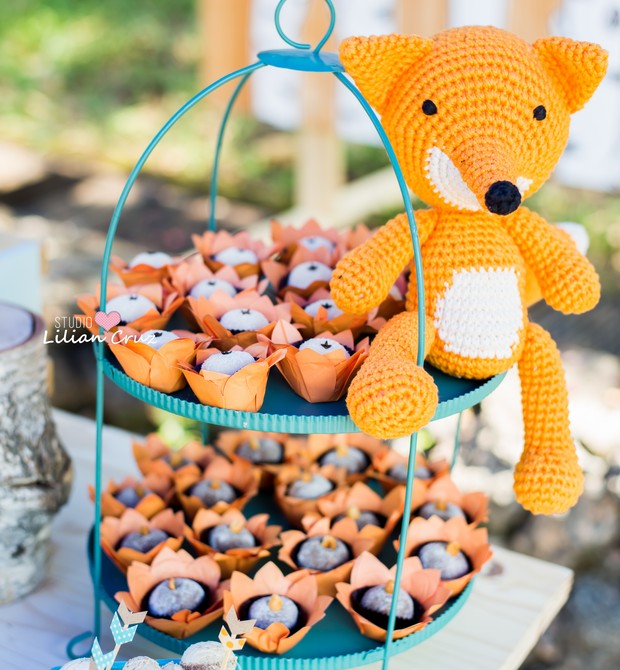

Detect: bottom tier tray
[87, 531, 473, 670]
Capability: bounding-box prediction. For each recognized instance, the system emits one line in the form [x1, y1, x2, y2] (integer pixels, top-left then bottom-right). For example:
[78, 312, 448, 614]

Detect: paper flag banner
[224, 606, 256, 637]
[111, 612, 138, 645]
[118, 600, 148, 626]
[90, 638, 115, 670]
[219, 626, 247, 651]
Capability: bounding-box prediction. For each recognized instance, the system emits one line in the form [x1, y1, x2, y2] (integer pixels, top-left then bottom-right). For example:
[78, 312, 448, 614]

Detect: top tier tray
[102, 349, 505, 434]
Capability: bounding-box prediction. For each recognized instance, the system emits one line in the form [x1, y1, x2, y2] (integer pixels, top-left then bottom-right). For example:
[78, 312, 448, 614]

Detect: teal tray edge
[86, 530, 473, 670]
[101, 353, 506, 434]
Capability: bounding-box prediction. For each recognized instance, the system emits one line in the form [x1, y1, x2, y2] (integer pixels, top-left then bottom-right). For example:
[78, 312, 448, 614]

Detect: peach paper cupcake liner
[186, 508, 282, 579]
[223, 561, 333, 654]
[115, 547, 224, 639]
[132, 433, 217, 479]
[370, 446, 450, 493]
[167, 254, 264, 298]
[91, 474, 172, 519]
[335, 551, 450, 642]
[293, 433, 386, 484]
[179, 347, 285, 412]
[396, 516, 492, 596]
[303, 481, 406, 555]
[192, 230, 270, 278]
[409, 475, 489, 526]
[100, 508, 187, 573]
[274, 463, 348, 528]
[278, 515, 375, 596]
[174, 455, 260, 522]
[270, 322, 369, 403]
[109, 254, 180, 287]
[108, 327, 200, 394]
[269, 218, 343, 265]
[216, 430, 307, 489]
[76, 284, 183, 336]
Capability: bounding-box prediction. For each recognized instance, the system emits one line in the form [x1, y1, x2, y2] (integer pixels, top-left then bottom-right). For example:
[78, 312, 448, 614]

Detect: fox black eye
[533, 105, 546, 120]
[422, 99, 437, 116]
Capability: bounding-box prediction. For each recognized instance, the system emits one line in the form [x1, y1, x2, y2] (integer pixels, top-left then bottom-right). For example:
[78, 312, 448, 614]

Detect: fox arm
[503, 207, 600, 314]
[331, 210, 437, 315]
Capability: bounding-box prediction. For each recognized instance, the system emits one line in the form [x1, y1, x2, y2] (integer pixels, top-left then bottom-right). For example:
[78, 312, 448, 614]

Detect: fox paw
[346, 359, 438, 438]
[514, 444, 584, 515]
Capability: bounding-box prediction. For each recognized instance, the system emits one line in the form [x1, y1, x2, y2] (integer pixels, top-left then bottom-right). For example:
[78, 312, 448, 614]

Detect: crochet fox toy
[332, 26, 607, 515]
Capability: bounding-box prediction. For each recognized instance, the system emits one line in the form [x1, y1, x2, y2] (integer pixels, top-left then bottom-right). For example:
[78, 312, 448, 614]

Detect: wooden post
[295, 0, 345, 222]
[509, 0, 561, 41]
[198, 0, 252, 110]
[397, 0, 448, 36]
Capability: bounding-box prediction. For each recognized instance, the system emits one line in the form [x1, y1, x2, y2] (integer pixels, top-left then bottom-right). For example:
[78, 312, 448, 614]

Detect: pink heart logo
[94, 310, 121, 331]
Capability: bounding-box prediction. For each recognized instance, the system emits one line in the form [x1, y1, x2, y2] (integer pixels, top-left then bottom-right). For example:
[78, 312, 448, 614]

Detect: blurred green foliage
[1, 0, 196, 136]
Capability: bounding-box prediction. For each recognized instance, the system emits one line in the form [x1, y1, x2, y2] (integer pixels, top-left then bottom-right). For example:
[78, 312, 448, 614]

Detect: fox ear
[534, 37, 608, 113]
[339, 34, 433, 114]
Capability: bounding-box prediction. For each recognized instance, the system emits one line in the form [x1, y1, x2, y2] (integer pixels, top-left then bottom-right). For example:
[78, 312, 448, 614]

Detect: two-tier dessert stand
[68, 2, 505, 669]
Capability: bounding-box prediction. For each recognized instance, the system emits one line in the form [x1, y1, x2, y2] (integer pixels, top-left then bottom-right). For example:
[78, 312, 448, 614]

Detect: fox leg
[346, 310, 439, 438]
[514, 322, 583, 514]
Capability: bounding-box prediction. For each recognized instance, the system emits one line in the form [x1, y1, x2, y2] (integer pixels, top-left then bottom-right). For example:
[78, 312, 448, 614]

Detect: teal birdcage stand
[67, 2, 505, 669]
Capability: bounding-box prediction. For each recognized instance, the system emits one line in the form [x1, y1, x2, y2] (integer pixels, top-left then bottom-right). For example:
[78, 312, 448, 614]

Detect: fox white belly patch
[433, 267, 522, 359]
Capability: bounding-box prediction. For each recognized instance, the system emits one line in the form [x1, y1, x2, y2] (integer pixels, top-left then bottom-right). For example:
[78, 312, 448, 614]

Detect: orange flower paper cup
[294, 433, 385, 484]
[270, 323, 369, 403]
[303, 481, 406, 555]
[76, 285, 183, 335]
[192, 230, 269, 278]
[278, 515, 375, 596]
[223, 561, 333, 654]
[180, 348, 285, 412]
[371, 446, 449, 493]
[274, 464, 347, 528]
[186, 508, 282, 579]
[287, 298, 369, 341]
[336, 551, 450, 642]
[175, 455, 260, 522]
[397, 516, 492, 596]
[269, 218, 343, 265]
[100, 508, 186, 573]
[168, 255, 262, 298]
[115, 547, 224, 639]
[108, 329, 199, 394]
[410, 475, 489, 527]
[109, 254, 178, 287]
[184, 289, 290, 347]
[216, 430, 305, 489]
[132, 433, 217, 479]
[91, 474, 171, 519]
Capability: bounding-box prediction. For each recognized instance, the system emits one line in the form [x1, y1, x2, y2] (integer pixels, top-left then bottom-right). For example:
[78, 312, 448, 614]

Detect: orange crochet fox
[332, 26, 607, 515]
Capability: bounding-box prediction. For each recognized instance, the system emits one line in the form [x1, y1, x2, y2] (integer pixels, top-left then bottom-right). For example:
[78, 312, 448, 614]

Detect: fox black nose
[485, 181, 521, 215]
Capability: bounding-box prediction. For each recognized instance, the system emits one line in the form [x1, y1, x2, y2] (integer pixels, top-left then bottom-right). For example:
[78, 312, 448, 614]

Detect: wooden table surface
[0, 410, 574, 670]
